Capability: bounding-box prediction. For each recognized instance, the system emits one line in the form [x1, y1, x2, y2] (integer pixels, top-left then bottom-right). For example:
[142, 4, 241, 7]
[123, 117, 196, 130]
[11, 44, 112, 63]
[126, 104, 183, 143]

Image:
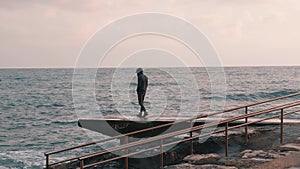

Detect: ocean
[0, 66, 299, 168]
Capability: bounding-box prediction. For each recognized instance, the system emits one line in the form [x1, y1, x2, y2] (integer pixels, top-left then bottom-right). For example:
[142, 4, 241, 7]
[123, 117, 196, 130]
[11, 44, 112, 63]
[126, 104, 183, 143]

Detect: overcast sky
[1, 0, 300, 68]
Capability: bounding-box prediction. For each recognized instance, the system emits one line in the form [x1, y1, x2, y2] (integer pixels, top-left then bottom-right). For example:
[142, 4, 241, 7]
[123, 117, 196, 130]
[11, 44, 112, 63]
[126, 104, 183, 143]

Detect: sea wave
[226, 89, 299, 102]
[0, 150, 45, 169]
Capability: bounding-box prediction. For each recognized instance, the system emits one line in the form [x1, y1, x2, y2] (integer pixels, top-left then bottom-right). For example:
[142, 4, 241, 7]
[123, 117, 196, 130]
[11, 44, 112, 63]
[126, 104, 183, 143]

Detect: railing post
[125, 136, 129, 169]
[190, 120, 194, 155]
[245, 106, 248, 143]
[45, 154, 49, 169]
[160, 139, 164, 168]
[280, 109, 284, 144]
[225, 122, 229, 157]
[80, 159, 84, 169]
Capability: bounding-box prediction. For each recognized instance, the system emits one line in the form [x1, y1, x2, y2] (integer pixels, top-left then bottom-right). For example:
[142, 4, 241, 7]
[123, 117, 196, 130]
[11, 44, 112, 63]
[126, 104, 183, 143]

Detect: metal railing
[45, 92, 300, 169]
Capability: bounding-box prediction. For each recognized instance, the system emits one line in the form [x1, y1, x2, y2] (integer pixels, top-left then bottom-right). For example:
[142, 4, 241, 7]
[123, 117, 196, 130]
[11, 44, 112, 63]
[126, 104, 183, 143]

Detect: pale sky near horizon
[1, 0, 300, 68]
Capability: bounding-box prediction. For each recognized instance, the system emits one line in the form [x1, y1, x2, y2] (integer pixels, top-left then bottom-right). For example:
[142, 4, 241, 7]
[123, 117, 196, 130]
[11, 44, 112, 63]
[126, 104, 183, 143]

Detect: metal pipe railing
[281, 109, 284, 144]
[78, 101, 300, 166]
[79, 107, 300, 169]
[45, 92, 300, 168]
[225, 122, 229, 157]
[79, 102, 300, 168]
[245, 106, 248, 143]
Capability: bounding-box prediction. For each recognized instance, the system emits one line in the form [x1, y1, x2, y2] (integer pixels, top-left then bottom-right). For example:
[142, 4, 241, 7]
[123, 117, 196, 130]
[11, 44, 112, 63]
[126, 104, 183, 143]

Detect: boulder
[184, 154, 221, 165]
[242, 150, 267, 159]
[219, 157, 272, 168]
[165, 163, 237, 169]
[280, 143, 300, 152]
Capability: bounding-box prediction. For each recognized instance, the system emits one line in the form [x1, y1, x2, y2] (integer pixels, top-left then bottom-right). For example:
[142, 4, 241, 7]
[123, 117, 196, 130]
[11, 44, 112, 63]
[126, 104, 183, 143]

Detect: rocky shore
[165, 141, 300, 169]
[165, 124, 300, 169]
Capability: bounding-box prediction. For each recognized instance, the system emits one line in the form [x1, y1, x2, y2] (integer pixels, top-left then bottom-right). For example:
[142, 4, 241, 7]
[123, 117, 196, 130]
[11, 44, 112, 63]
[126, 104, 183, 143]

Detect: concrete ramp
[78, 115, 300, 137]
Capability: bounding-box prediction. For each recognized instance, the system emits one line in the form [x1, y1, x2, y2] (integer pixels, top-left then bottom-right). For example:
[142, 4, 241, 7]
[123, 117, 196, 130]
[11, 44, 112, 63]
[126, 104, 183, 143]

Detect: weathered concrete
[78, 117, 300, 138]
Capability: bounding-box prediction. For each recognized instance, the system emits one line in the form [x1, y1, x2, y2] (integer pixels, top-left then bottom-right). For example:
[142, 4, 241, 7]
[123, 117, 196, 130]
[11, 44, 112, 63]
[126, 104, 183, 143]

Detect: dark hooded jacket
[137, 72, 148, 93]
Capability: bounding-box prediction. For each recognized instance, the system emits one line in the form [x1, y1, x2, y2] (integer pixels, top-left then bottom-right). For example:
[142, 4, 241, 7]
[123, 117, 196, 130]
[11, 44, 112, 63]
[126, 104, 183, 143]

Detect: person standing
[136, 68, 148, 117]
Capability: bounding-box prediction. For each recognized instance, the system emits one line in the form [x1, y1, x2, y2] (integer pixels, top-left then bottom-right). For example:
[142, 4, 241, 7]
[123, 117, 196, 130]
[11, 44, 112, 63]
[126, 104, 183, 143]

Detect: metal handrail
[78, 101, 300, 168]
[79, 100, 300, 160]
[83, 107, 300, 169]
[45, 92, 300, 168]
[79, 107, 300, 168]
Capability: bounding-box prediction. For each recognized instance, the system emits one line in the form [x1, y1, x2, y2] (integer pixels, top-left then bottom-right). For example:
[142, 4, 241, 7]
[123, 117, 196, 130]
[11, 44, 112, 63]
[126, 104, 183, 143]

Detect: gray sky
[1, 0, 300, 68]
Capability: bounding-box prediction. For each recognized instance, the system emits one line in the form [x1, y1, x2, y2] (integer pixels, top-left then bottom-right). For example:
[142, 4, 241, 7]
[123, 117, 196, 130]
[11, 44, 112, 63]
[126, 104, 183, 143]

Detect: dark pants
[137, 91, 146, 112]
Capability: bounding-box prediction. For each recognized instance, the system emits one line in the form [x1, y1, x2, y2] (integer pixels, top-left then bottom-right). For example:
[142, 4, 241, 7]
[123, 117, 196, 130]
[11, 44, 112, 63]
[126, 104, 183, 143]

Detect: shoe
[143, 111, 148, 117]
[137, 112, 143, 117]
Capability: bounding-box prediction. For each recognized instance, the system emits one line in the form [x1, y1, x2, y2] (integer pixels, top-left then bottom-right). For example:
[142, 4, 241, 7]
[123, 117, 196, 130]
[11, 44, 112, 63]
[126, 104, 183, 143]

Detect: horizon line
[0, 65, 299, 69]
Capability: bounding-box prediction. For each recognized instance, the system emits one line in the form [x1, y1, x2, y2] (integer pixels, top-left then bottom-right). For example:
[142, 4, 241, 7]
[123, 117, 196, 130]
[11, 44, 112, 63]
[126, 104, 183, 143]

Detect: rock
[279, 152, 291, 156]
[164, 163, 194, 169]
[241, 149, 252, 154]
[220, 157, 272, 168]
[249, 152, 300, 169]
[280, 143, 300, 151]
[165, 163, 237, 169]
[194, 164, 238, 169]
[266, 152, 284, 159]
[249, 158, 272, 162]
[242, 150, 267, 159]
[183, 154, 221, 165]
